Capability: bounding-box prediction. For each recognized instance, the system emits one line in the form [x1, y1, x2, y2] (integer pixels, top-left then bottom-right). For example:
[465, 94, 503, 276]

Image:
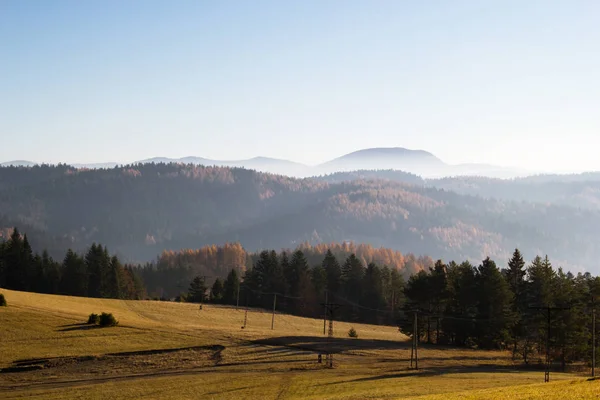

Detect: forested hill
[2, 163, 600, 272]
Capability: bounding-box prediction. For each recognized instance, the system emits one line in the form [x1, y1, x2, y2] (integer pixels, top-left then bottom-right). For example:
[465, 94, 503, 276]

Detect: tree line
[400, 250, 600, 369]
[187, 249, 405, 326]
[0, 228, 145, 299]
[3, 225, 600, 369]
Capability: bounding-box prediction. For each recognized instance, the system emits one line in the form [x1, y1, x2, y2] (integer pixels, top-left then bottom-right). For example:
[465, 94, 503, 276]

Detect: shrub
[87, 313, 100, 324]
[348, 327, 358, 338]
[0, 294, 6, 307]
[99, 312, 118, 327]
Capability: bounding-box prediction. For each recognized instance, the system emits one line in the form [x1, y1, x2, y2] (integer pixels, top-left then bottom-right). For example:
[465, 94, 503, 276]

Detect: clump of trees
[400, 249, 600, 369]
[0, 293, 6, 307]
[0, 228, 146, 300]
[214, 249, 406, 325]
[87, 312, 118, 327]
[99, 312, 118, 327]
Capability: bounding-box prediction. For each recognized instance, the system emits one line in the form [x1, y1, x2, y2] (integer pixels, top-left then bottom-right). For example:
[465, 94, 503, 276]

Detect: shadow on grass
[324, 364, 524, 386]
[57, 323, 103, 332]
[251, 335, 411, 354]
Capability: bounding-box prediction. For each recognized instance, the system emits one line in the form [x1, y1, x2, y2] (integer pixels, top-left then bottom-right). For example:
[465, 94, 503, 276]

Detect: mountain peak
[338, 147, 439, 160]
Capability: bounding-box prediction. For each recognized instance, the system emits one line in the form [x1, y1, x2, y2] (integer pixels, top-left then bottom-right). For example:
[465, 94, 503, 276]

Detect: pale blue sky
[1, 0, 599, 171]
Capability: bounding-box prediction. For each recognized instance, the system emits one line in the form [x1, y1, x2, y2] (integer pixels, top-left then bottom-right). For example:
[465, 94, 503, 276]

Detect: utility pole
[236, 279, 240, 310]
[593, 296, 596, 378]
[321, 302, 342, 368]
[391, 290, 395, 324]
[323, 290, 328, 335]
[410, 311, 419, 370]
[529, 304, 570, 382]
[271, 293, 277, 330]
[242, 293, 248, 329]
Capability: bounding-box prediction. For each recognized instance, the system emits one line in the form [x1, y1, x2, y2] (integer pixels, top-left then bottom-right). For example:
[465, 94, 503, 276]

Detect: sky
[1, 0, 599, 172]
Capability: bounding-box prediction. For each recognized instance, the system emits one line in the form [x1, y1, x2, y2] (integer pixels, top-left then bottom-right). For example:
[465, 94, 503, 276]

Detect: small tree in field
[188, 276, 207, 303]
[348, 327, 358, 338]
[99, 312, 118, 327]
[0, 294, 6, 307]
[87, 313, 100, 324]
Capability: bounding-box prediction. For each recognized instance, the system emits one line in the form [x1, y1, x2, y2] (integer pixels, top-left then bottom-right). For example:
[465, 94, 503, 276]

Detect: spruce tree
[210, 278, 224, 303]
[188, 276, 207, 303]
[222, 268, 240, 305]
[60, 249, 88, 296]
[475, 257, 515, 349]
[289, 250, 314, 315]
[504, 249, 527, 358]
[341, 254, 365, 321]
[322, 249, 341, 295]
[444, 261, 477, 346]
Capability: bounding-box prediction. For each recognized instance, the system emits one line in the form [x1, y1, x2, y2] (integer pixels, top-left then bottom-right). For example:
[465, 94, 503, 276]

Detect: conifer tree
[322, 249, 341, 295]
[60, 249, 88, 296]
[210, 278, 224, 303]
[475, 257, 515, 349]
[188, 276, 207, 303]
[222, 268, 240, 305]
[504, 249, 527, 358]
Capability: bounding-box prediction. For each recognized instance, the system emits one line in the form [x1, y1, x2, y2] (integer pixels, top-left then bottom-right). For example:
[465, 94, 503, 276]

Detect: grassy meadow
[0, 289, 598, 399]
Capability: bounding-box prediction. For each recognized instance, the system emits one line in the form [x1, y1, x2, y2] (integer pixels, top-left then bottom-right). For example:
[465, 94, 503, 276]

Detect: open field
[0, 289, 598, 399]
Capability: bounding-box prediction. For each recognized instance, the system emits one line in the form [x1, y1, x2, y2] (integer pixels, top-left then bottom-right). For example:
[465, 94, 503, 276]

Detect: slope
[0, 289, 593, 400]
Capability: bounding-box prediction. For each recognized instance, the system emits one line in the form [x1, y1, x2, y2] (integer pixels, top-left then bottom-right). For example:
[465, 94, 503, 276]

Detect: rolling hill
[1, 163, 600, 273]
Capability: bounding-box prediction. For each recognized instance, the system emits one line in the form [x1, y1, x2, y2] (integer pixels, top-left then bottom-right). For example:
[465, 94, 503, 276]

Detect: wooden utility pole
[410, 311, 419, 370]
[271, 293, 277, 330]
[391, 290, 395, 323]
[593, 297, 596, 378]
[323, 290, 328, 335]
[236, 280, 240, 310]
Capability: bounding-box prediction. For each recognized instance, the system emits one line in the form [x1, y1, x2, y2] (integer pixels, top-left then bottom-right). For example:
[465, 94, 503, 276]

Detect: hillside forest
[3, 163, 600, 273]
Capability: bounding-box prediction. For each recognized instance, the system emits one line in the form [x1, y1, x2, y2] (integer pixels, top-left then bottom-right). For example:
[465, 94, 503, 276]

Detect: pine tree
[42, 250, 61, 294]
[60, 249, 88, 296]
[362, 262, 386, 324]
[222, 268, 240, 305]
[0, 241, 6, 288]
[389, 267, 405, 324]
[341, 254, 365, 321]
[108, 256, 123, 298]
[289, 250, 314, 315]
[322, 249, 341, 295]
[188, 276, 207, 303]
[504, 249, 527, 358]
[401, 269, 430, 341]
[443, 261, 477, 346]
[210, 278, 224, 303]
[526, 255, 556, 357]
[5, 229, 30, 291]
[475, 257, 515, 349]
[430, 260, 448, 343]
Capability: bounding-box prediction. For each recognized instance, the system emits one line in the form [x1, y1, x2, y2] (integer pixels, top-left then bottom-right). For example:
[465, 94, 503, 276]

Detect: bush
[87, 313, 100, 324]
[0, 294, 6, 307]
[348, 327, 358, 338]
[99, 312, 118, 327]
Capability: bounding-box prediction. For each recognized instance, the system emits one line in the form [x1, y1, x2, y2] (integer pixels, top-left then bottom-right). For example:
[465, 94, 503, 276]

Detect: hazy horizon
[2, 1, 599, 173]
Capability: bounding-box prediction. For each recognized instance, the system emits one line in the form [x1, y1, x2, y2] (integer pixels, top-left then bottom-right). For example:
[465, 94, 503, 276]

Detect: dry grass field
[0, 289, 598, 399]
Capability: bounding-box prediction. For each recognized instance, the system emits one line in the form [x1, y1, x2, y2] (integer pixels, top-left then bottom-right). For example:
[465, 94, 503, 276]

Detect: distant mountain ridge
[0, 147, 534, 178]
